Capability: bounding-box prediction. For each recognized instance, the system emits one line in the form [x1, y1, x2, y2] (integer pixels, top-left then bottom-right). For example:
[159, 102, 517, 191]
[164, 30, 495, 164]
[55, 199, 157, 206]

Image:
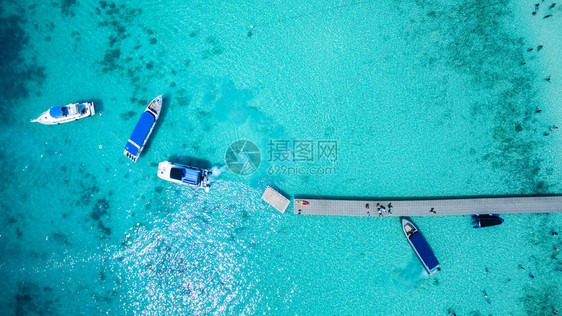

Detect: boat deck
[293, 196, 562, 217]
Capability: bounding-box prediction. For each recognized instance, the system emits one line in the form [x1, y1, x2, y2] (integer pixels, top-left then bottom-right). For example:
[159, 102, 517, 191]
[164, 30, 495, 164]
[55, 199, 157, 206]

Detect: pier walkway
[293, 196, 562, 217]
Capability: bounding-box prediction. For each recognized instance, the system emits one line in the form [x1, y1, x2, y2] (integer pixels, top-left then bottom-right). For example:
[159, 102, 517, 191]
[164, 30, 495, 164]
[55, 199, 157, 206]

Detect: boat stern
[200, 169, 211, 191]
[428, 264, 441, 276]
[85, 102, 95, 116]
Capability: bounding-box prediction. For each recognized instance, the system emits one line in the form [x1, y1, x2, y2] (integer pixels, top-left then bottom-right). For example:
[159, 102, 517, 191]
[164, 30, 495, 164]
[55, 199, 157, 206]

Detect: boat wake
[209, 165, 229, 178]
[400, 258, 428, 288]
[111, 180, 276, 313]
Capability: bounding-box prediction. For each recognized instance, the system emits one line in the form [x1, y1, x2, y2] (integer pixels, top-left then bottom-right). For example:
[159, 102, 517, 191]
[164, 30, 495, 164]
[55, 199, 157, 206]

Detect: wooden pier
[293, 196, 562, 217]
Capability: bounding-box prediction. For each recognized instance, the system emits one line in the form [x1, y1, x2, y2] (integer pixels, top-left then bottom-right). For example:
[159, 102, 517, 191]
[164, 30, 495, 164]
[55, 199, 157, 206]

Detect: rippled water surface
[1, 0, 561, 314]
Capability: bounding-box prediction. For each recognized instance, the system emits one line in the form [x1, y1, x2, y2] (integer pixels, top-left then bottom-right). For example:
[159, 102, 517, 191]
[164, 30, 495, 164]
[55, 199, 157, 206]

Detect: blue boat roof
[125, 112, 155, 156]
[182, 168, 201, 186]
[410, 232, 439, 272]
[50, 106, 63, 118]
[130, 112, 155, 145]
[170, 166, 201, 185]
[125, 141, 139, 156]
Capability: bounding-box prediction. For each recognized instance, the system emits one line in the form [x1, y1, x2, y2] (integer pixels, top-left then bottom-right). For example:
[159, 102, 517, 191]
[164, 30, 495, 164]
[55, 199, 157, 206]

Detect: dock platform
[262, 186, 290, 213]
[293, 196, 562, 217]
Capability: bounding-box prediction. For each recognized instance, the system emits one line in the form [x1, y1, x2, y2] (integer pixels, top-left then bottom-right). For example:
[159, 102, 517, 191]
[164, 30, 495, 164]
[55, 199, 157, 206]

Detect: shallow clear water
[1, 0, 561, 314]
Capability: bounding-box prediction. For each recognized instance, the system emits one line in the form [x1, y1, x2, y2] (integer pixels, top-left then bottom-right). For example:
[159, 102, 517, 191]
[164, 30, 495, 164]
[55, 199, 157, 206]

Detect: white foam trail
[400, 259, 428, 288]
[209, 165, 228, 178]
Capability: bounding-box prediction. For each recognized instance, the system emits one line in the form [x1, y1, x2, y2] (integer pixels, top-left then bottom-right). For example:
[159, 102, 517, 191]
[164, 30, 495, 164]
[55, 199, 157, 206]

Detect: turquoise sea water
[1, 0, 561, 314]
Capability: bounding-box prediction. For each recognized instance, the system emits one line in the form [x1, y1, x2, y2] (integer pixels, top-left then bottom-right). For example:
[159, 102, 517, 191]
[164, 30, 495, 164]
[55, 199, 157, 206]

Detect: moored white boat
[31, 102, 95, 125]
[157, 161, 211, 192]
[124, 95, 162, 162]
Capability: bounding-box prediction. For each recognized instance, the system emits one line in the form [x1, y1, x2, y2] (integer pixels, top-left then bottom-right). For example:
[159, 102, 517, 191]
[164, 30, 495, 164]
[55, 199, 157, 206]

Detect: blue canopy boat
[124, 95, 162, 162]
[402, 217, 440, 276]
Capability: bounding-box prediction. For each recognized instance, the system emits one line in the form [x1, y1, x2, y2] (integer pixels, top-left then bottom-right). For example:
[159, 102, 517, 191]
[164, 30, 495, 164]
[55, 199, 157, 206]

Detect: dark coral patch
[97, 2, 142, 73]
[212, 47, 224, 55]
[59, 0, 77, 17]
[101, 49, 121, 72]
[91, 198, 110, 220]
[399, 0, 549, 192]
[120, 110, 136, 120]
[98, 221, 111, 235]
[0, 14, 47, 109]
[176, 95, 192, 107]
[104, 49, 120, 64]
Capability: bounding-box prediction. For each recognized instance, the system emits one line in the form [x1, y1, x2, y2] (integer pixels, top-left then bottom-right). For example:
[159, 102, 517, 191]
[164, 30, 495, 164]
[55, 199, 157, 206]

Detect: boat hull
[124, 95, 162, 162]
[31, 102, 95, 125]
[157, 161, 210, 191]
[472, 215, 504, 228]
[402, 218, 440, 276]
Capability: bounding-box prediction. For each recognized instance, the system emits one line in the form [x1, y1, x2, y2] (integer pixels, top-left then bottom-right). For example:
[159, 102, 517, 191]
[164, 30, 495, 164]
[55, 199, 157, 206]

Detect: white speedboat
[124, 95, 162, 162]
[157, 161, 211, 192]
[31, 102, 95, 125]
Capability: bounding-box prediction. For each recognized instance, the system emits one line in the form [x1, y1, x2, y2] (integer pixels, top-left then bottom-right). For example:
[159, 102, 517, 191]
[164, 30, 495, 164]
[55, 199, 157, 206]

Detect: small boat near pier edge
[402, 217, 441, 276]
[472, 214, 504, 228]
